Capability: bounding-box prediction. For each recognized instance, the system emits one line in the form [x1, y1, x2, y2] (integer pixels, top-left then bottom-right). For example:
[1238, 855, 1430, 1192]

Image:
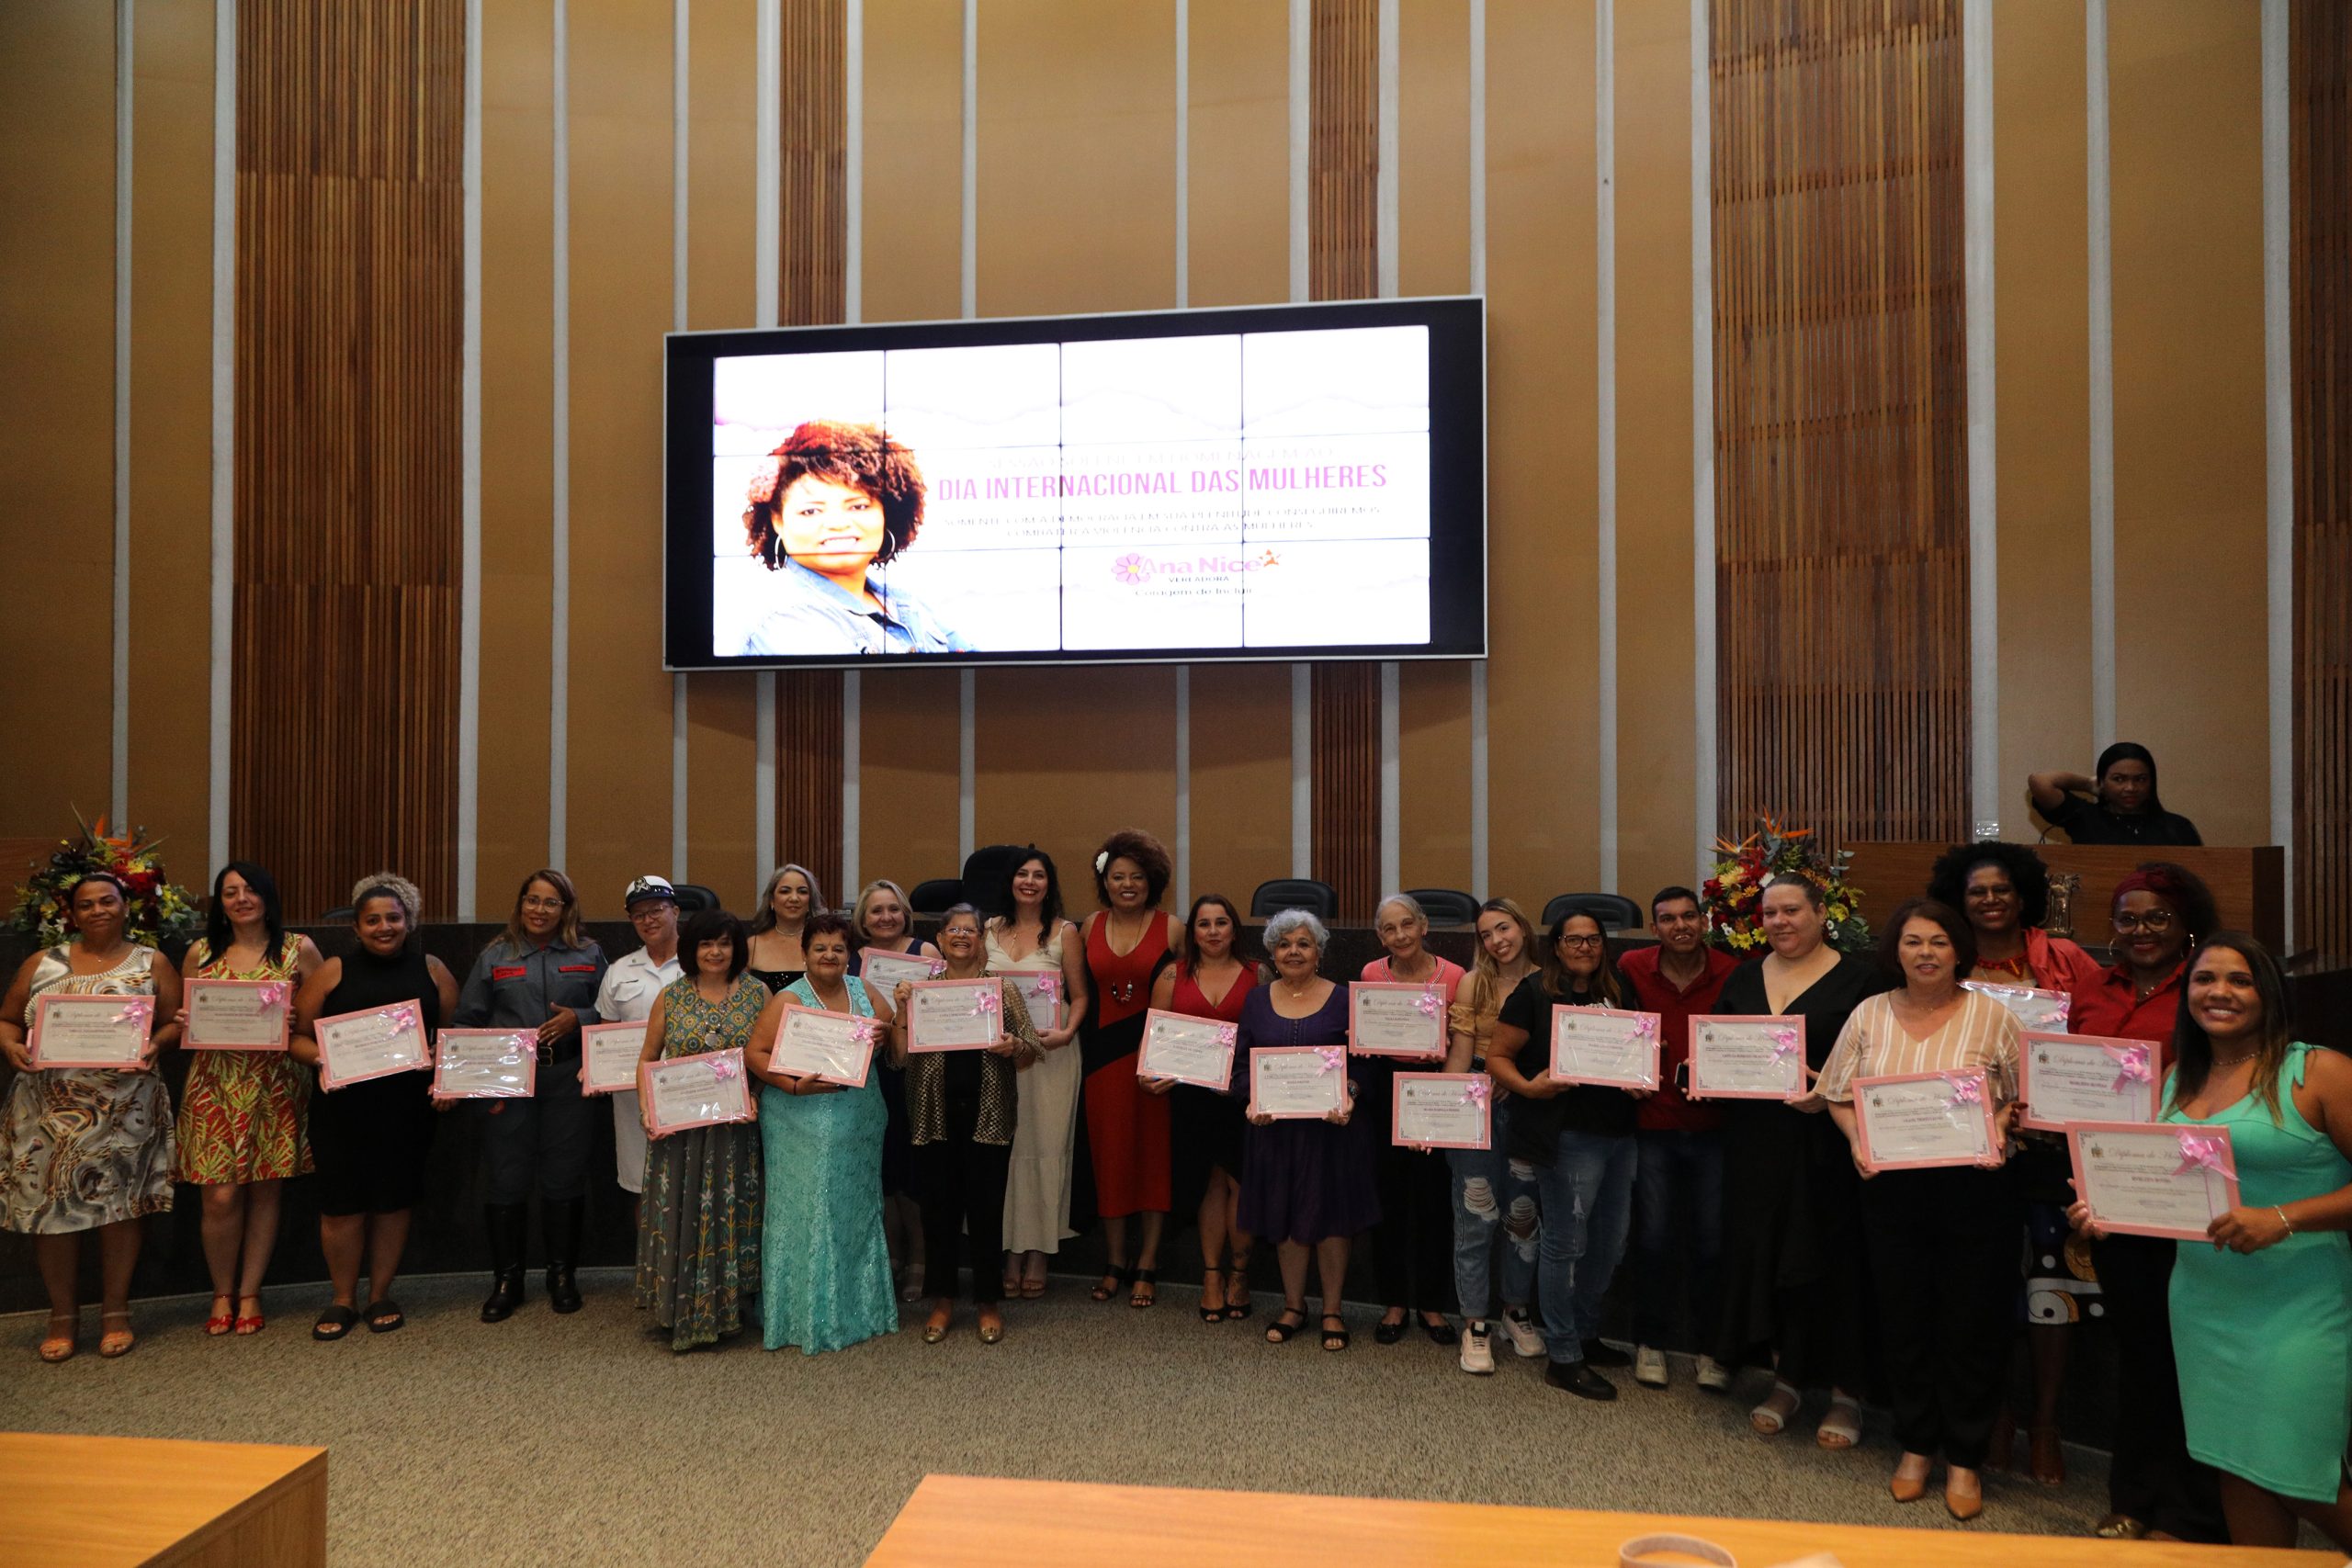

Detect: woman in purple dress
[1237, 908, 1378, 1353]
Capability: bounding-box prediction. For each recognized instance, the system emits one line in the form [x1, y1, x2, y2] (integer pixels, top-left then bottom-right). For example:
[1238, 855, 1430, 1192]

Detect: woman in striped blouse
[1815, 898, 2024, 1523]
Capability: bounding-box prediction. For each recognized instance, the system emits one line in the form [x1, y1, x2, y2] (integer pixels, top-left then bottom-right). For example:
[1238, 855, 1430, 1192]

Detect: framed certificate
[1961, 980, 2071, 1032]
[27, 992, 153, 1070]
[2069, 1122, 2239, 1241]
[1852, 1069, 2001, 1171]
[185, 977, 293, 1052]
[858, 949, 945, 995]
[1686, 1014, 1807, 1101]
[1004, 969, 1064, 1034]
[905, 978, 1002, 1054]
[1248, 1044, 1349, 1120]
[1392, 1072, 1491, 1150]
[2018, 1032, 2164, 1133]
[1546, 1006, 1662, 1089]
[1136, 1009, 1235, 1090]
[1347, 981, 1448, 1059]
[770, 1005, 879, 1088]
[314, 999, 431, 1091]
[579, 1021, 649, 1096]
[640, 1048, 755, 1134]
[434, 1029, 538, 1100]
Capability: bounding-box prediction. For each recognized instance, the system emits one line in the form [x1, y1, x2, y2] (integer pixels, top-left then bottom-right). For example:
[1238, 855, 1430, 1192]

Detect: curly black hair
[1926, 840, 2052, 929]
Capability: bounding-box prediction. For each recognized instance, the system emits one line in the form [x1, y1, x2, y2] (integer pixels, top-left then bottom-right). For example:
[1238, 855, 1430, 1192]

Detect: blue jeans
[1443, 1100, 1540, 1321]
[1532, 1129, 1637, 1365]
[1631, 1128, 1724, 1349]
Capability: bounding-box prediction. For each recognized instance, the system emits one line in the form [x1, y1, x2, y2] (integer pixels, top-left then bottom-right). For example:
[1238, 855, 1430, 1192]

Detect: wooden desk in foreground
[867, 1475, 2335, 1567]
[0, 1433, 326, 1567]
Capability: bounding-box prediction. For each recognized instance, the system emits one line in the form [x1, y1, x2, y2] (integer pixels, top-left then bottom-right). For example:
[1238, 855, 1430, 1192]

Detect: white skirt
[1001, 1041, 1081, 1255]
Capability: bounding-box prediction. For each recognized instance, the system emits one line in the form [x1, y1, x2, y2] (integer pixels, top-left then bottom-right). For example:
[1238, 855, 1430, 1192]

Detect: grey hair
[1261, 908, 1330, 952]
[1373, 892, 1426, 927]
[350, 871, 422, 924]
[937, 901, 983, 930]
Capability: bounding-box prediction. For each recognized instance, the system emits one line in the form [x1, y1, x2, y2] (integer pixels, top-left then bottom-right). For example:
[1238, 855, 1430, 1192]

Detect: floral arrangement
[1701, 817, 1871, 954]
[7, 812, 202, 949]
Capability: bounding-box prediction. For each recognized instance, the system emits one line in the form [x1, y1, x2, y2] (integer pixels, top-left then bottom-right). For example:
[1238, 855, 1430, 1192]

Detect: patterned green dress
[634, 975, 766, 1350]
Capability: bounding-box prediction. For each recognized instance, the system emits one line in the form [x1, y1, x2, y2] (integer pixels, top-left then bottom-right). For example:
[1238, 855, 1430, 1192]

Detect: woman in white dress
[986, 849, 1091, 1298]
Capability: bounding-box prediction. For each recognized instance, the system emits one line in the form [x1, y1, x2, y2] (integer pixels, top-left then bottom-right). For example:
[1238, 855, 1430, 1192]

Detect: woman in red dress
[1079, 829, 1179, 1307]
[1144, 894, 1261, 1322]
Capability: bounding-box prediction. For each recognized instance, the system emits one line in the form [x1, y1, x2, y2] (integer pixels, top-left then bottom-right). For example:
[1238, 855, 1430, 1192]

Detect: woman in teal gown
[745, 910, 899, 1354]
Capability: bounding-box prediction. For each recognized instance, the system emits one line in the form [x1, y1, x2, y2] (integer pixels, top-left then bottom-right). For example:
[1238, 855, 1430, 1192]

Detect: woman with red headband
[2067, 863, 2226, 1543]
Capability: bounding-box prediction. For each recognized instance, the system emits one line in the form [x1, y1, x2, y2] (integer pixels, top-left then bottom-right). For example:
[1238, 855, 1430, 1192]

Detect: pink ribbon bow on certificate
[851, 1020, 880, 1046]
[2172, 1131, 2234, 1179]
[1632, 1015, 1658, 1041]
[1216, 1025, 1238, 1049]
[1459, 1077, 1490, 1108]
[1766, 1025, 1802, 1062]
[927, 961, 947, 978]
[1414, 987, 1442, 1019]
[969, 989, 1000, 1021]
[1035, 975, 1058, 998]
[1942, 1072, 1984, 1110]
[110, 997, 154, 1026]
[2104, 1043, 2154, 1094]
[371, 1005, 413, 1031]
[1316, 1045, 1344, 1074]
[254, 982, 290, 1010]
[707, 1055, 741, 1082]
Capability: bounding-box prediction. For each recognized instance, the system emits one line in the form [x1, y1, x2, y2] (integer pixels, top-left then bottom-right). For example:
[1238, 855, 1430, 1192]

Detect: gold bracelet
[2277, 1205, 2294, 1235]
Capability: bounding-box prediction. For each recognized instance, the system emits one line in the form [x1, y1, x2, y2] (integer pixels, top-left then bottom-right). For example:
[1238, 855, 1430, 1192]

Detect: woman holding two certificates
[1816, 899, 2024, 1522]
[1357, 894, 1464, 1347]
[1, 873, 184, 1361]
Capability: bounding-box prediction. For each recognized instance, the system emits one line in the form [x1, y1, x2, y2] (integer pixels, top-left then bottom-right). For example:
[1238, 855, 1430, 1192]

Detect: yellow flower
[1829, 905, 1849, 921]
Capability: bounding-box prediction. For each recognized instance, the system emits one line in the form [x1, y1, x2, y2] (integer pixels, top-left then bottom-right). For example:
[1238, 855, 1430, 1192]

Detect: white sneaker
[1695, 1355, 1733, 1393]
[1459, 1321, 1496, 1375]
[1634, 1345, 1668, 1388]
[1499, 1309, 1545, 1359]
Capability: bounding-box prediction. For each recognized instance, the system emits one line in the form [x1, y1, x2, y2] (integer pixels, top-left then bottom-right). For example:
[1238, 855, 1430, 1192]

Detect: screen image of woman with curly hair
[732, 419, 974, 657]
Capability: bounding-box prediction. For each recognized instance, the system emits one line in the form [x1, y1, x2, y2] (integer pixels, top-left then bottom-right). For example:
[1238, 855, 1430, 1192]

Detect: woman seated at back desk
[2027, 742, 2201, 847]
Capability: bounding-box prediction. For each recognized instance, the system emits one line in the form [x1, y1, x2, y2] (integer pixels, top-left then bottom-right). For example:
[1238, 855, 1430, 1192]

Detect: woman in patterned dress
[634, 908, 765, 1351]
[173, 862, 322, 1337]
[0, 873, 186, 1361]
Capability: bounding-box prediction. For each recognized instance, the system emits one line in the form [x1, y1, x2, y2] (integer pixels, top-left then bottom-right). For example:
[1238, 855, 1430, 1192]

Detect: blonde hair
[850, 879, 916, 943]
[1463, 897, 1539, 1018]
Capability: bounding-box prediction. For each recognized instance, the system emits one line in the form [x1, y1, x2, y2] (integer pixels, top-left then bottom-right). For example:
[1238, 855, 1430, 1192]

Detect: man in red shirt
[1616, 886, 1741, 1392]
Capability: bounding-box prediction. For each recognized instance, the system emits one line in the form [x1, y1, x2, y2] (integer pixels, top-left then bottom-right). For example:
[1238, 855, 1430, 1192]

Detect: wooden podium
[1842, 842, 2286, 954]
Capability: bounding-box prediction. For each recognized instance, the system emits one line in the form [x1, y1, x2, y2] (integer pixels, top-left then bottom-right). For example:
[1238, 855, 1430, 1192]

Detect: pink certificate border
[183, 977, 291, 1052]
[1389, 1071, 1491, 1151]
[2018, 1031, 2165, 1134]
[1136, 1007, 1234, 1091]
[1012, 971, 1064, 1035]
[314, 999, 430, 1091]
[1852, 1068, 2002, 1172]
[1345, 980, 1448, 1059]
[775, 1004, 876, 1089]
[904, 977, 1001, 1055]
[432, 1029, 539, 1100]
[1546, 1005, 1663, 1089]
[1961, 979, 2073, 1029]
[638, 1047, 755, 1134]
[27, 992, 153, 1070]
[857, 950, 947, 1000]
[577, 1021, 648, 1097]
[1247, 1043, 1348, 1121]
[2066, 1119, 2240, 1241]
[1684, 1013, 1806, 1102]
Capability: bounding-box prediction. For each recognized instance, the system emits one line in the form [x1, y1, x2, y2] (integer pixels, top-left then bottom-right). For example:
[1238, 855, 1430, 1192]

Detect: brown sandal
[97, 1312, 135, 1359]
[38, 1312, 77, 1363]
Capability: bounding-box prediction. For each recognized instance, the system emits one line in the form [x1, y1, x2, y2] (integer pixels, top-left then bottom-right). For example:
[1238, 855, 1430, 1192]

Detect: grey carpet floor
[1, 1271, 2119, 1566]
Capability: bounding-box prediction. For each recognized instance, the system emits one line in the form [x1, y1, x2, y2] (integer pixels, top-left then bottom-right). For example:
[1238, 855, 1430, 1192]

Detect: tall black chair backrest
[1540, 892, 1644, 932]
[1249, 878, 1339, 919]
[908, 878, 964, 915]
[1405, 887, 1479, 926]
[670, 883, 720, 914]
[958, 844, 1039, 920]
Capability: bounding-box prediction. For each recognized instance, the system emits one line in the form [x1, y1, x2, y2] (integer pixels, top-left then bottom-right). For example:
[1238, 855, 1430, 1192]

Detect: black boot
[480, 1203, 528, 1323]
[544, 1197, 584, 1314]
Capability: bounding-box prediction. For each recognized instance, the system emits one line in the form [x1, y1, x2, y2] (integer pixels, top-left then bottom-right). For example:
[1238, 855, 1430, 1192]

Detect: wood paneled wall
[2294, 3, 2352, 963]
[233, 0, 464, 918]
[1709, 0, 1971, 852]
[1312, 663, 1380, 918]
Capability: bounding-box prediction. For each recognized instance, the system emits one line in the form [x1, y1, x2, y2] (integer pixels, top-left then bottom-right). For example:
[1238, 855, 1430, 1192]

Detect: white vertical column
[112, 0, 132, 828]
[459, 0, 484, 913]
[2085, 0, 2116, 751]
[1288, 0, 1311, 881]
[1377, 0, 1400, 892]
[671, 0, 691, 881]
[1595, 0, 1618, 891]
[1174, 0, 1191, 906]
[1468, 0, 1489, 899]
[2260, 0, 2292, 942]
[842, 0, 865, 897]
[956, 0, 977, 866]
[753, 0, 780, 884]
[1688, 0, 1715, 878]
[208, 0, 236, 878]
[549, 0, 572, 867]
[1962, 0, 1998, 839]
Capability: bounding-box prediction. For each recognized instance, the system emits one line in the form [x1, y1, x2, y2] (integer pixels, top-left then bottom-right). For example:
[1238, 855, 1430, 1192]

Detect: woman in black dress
[1713, 875, 1889, 1448]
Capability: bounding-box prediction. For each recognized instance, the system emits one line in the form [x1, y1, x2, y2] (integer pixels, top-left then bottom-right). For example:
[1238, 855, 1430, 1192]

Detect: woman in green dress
[2074, 932, 2352, 1550]
[747, 910, 899, 1353]
[634, 908, 765, 1351]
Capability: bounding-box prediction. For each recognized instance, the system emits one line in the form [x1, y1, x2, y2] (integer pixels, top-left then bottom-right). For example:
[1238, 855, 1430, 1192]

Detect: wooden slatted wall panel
[774, 0, 847, 901]
[1709, 0, 1970, 852]
[2293, 3, 2351, 963]
[234, 0, 464, 918]
[1306, 0, 1379, 917]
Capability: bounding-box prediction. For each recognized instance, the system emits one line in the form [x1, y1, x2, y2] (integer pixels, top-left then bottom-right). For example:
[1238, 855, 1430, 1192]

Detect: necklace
[2211, 1045, 2259, 1068]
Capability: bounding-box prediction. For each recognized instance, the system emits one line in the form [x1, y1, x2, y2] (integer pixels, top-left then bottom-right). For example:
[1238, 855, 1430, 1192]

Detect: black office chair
[319, 905, 356, 924]
[958, 844, 1039, 920]
[670, 883, 720, 914]
[1250, 878, 1339, 919]
[1541, 892, 1644, 932]
[1407, 887, 1479, 926]
[908, 877, 963, 915]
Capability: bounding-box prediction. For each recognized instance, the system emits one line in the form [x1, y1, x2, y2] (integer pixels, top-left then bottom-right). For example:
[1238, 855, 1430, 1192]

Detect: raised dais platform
[0, 1433, 326, 1567]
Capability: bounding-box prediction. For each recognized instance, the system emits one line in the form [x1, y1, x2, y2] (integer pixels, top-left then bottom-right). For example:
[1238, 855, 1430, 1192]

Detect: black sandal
[1266, 1305, 1307, 1344]
[311, 1304, 358, 1342]
[1321, 1313, 1351, 1352]
[1374, 1314, 1407, 1345]
[1420, 1313, 1458, 1347]
[1224, 1269, 1254, 1320]
[1197, 1266, 1226, 1324]
[364, 1298, 405, 1334]
[1130, 1269, 1158, 1309]
[1091, 1264, 1133, 1303]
